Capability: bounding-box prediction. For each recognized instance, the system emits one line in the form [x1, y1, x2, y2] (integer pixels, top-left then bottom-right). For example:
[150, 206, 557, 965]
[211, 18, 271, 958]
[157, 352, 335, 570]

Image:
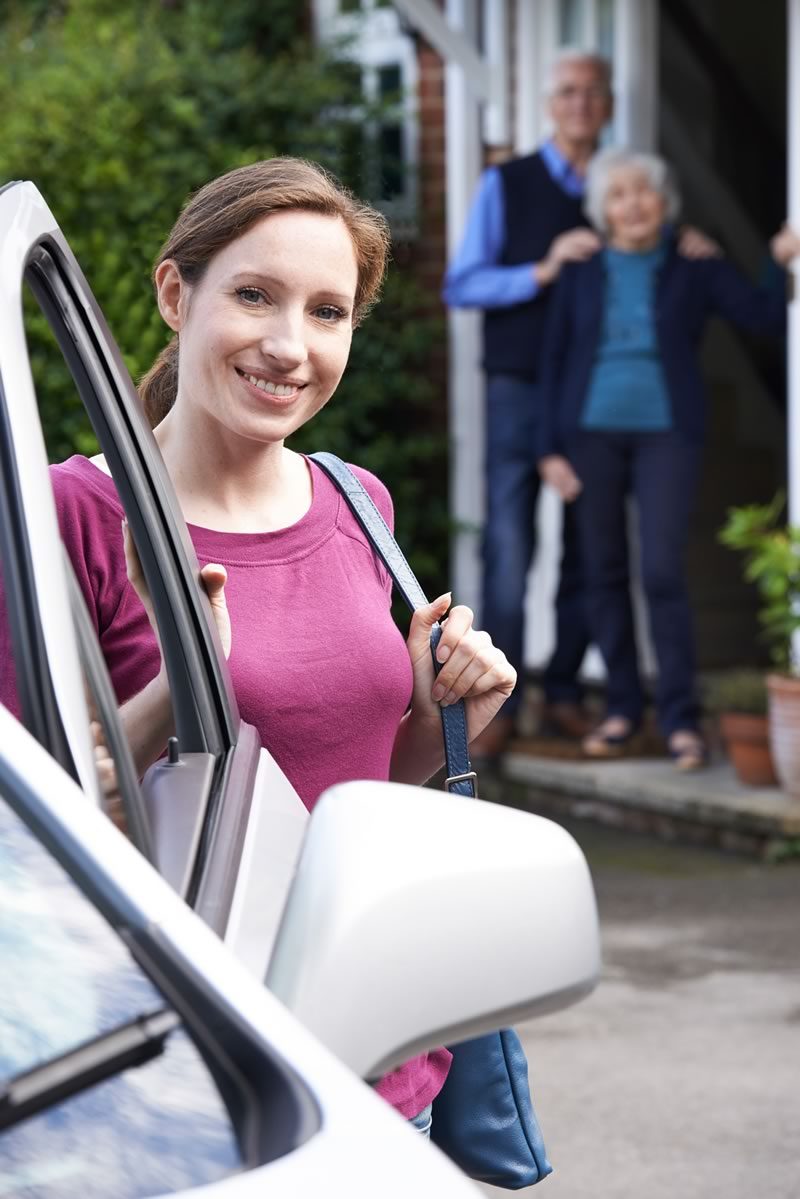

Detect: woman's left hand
[405, 594, 517, 744]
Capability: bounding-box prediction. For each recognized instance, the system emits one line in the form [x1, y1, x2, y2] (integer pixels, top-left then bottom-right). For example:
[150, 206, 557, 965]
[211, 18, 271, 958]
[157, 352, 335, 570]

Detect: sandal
[582, 717, 637, 759]
[668, 729, 707, 772]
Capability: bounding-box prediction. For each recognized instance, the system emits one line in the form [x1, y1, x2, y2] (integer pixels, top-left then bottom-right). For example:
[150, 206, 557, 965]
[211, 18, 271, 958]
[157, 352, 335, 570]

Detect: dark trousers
[482, 374, 589, 717]
[568, 430, 703, 736]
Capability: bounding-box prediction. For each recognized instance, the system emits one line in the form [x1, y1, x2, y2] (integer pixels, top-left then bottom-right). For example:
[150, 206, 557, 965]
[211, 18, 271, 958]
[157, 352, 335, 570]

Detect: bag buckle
[444, 770, 478, 797]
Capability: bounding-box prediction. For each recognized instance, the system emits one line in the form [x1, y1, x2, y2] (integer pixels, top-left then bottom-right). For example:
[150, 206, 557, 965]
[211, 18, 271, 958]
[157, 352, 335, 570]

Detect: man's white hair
[584, 147, 681, 235]
[543, 48, 612, 97]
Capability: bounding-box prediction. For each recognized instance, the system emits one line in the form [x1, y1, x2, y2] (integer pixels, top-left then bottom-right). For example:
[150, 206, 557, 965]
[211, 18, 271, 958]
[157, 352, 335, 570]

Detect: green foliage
[0, 0, 447, 595]
[703, 670, 769, 715]
[719, 492, 800, 674]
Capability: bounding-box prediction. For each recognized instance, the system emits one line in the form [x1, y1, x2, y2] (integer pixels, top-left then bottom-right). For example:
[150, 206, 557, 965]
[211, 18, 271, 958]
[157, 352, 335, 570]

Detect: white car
[0, 179, 601, 1195]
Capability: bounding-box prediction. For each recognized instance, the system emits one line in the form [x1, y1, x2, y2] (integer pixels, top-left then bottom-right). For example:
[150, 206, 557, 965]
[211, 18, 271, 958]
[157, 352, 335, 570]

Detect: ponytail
[138, 336, 179, 428]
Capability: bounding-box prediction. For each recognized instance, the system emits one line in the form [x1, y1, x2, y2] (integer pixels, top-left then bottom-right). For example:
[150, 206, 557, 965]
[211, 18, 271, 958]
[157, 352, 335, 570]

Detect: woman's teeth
[241, 372, 296, 396]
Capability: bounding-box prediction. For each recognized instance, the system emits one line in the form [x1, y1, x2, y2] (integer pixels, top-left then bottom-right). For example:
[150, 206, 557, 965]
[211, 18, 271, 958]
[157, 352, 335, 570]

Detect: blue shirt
[581, 242, 672, 432]
[442, 141, 586, 309]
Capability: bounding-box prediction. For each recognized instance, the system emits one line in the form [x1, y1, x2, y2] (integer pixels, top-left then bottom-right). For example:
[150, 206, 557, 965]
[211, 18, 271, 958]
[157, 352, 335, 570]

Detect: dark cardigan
[538, 240, 787, 457]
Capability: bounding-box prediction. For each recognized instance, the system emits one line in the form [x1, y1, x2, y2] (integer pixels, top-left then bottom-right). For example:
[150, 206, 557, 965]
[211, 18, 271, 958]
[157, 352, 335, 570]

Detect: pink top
[14, 454, 451, 1118]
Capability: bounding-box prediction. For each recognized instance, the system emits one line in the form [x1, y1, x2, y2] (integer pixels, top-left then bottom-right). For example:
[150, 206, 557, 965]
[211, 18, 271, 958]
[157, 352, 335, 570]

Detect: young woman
[40, 158, 516, 1126]
[537, 147, 797, 769]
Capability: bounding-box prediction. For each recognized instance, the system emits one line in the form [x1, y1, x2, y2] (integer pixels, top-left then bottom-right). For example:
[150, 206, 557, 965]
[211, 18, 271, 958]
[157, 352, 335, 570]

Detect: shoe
[539, 701, 593, 740]
[582, 716, 637, 758]
[469, 714, 515, 761]
[668, 730, 707, 772]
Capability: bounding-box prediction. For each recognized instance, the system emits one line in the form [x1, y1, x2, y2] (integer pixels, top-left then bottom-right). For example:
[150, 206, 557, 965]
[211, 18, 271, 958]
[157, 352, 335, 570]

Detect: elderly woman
[537, 147, 797, 768]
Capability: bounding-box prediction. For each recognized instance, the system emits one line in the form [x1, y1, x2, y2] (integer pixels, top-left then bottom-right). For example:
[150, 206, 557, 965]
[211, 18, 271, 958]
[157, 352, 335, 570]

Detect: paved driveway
[480, 822, 800, 1199]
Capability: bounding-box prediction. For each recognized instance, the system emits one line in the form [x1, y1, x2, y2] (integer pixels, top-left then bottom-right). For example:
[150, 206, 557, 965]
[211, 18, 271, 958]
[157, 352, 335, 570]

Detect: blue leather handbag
[311, 454, 553, 1189]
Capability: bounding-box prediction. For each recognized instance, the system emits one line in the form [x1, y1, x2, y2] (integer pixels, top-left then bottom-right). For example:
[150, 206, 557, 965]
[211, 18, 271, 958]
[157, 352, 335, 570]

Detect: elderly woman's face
[604, 166, 666, 250]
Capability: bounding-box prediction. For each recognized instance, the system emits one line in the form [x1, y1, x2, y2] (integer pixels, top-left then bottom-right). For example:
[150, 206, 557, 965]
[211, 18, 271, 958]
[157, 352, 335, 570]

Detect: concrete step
[481, 748, 800, 859]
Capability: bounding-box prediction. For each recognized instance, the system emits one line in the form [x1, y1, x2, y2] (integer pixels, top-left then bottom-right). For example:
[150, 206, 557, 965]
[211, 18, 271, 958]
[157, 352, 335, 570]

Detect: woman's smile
[234, 366, 307, 404]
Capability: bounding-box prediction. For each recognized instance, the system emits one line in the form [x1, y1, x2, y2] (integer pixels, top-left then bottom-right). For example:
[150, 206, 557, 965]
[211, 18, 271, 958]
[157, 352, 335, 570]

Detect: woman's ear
[154, 260, 187, 332]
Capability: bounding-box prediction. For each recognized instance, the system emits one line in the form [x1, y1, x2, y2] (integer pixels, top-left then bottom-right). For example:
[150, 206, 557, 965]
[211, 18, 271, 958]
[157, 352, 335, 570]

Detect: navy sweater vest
[484, 152, 588, 379]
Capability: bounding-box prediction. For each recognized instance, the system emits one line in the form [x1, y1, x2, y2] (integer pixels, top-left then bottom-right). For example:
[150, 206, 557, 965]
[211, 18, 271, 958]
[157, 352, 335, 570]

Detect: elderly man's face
[548, 60, 612, 145]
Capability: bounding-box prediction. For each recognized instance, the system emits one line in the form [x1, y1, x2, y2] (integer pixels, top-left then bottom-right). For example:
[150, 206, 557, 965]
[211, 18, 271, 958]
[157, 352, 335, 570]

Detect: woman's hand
[538, 454, 583, 502]
[405, 594, 516, 745]
[122, 520, 232, 659]
[770, 223, 800, 268]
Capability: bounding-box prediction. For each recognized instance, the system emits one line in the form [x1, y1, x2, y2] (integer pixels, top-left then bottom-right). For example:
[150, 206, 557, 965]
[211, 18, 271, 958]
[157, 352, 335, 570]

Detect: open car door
[0, 180, 307, 976]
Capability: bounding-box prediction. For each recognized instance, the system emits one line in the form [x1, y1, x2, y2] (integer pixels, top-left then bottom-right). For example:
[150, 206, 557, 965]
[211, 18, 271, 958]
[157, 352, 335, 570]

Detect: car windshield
[0, 793, 242, 1198]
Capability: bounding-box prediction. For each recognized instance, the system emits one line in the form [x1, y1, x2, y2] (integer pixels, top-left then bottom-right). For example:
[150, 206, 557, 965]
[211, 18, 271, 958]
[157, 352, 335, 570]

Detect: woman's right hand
[122, 521, 232, 659]
[538, 455, 583, 502]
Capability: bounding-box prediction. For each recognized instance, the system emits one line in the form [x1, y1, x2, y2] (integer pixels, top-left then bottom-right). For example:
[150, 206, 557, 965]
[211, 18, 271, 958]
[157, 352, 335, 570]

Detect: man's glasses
[552, 85, 610, 103]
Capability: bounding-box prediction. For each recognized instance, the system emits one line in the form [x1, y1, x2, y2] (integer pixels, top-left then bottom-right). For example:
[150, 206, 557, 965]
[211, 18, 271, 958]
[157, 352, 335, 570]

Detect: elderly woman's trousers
[567, 429, 704, 736]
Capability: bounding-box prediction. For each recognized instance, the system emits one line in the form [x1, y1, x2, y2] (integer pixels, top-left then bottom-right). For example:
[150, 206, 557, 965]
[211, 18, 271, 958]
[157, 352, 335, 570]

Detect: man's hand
[770, 223, 800, 268]
[539, 455, 583, 502]
[534, 227, 602, 287]
[677, 225, 722, 260]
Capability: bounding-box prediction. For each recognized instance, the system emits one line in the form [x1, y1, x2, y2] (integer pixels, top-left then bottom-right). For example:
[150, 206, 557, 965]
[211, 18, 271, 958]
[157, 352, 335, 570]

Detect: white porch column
[788, 0, 800, 662]
[445, 0, 483, 611]
[613, 0, 658, 150]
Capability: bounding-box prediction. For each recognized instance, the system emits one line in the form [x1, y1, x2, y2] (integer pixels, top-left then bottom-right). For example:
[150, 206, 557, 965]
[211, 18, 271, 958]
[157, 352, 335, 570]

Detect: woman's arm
[703, 253, 788, 336]
[121, 525, 230, 775]
[390, 594, 516, 786]
[536, 265, 583, 502]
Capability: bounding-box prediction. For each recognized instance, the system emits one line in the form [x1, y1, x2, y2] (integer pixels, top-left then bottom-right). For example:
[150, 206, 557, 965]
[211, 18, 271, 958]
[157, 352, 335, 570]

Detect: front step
[480, 751, 800, 860]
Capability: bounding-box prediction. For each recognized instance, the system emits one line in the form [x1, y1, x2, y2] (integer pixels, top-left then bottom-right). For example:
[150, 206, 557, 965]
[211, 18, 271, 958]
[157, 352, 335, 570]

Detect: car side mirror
[266, 781, 600, 1080]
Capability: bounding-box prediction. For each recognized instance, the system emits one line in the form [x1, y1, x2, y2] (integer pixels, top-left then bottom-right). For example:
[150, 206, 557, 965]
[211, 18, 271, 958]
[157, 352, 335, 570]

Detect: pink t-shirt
[23, 454, 451, 1118]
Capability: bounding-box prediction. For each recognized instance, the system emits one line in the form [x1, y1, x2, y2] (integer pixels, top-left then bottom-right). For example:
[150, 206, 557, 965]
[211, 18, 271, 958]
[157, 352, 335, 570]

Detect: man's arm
[442, 167, 542, 309]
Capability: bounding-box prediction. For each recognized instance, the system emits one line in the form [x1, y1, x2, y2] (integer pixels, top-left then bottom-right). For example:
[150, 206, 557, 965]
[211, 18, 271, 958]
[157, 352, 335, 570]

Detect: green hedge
[0, 0, 449, 597]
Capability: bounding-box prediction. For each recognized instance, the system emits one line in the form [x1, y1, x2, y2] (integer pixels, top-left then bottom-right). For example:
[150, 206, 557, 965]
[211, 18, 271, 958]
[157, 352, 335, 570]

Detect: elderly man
[443, 49, 713, 757]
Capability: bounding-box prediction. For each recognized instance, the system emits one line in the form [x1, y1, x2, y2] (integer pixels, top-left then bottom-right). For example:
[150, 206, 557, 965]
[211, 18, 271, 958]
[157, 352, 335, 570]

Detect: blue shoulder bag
[311, 453, 553, 1190]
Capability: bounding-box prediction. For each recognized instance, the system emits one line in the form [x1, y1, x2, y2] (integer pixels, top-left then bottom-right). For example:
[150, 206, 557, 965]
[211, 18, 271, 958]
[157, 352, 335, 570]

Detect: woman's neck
[154, 405, 312, 533]
[608, 231, 662, 254]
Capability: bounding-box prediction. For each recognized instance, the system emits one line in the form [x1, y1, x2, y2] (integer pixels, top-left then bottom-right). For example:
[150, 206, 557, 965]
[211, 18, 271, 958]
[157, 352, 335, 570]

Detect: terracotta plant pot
[766, 673, 800, 796]
[718, 712, 778, 786]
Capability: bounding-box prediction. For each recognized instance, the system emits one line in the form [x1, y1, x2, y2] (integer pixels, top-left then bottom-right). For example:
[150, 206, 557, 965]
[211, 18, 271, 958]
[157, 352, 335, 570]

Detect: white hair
[584, 147, 681, 235]
[543, 48, 612, 98]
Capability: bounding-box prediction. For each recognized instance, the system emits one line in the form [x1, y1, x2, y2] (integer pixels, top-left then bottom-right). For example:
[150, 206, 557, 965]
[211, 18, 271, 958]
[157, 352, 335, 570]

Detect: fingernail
[432, 683, 446, 701]
[437, 644, 450, 663]
[443, 691, 457, 706]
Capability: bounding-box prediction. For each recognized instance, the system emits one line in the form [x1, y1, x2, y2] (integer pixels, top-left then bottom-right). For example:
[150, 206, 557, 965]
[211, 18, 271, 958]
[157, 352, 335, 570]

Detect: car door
[0, 702, 484, 1199]
[0, 179, 306, 976]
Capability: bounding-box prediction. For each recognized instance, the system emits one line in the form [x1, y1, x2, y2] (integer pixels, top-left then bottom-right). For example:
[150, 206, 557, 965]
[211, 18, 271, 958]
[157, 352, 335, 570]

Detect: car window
[0, 795, 243, 1198]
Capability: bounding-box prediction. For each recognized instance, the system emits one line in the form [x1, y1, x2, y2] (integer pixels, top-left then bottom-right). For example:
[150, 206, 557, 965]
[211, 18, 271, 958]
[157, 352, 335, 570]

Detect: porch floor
[480, 744, 800, 859]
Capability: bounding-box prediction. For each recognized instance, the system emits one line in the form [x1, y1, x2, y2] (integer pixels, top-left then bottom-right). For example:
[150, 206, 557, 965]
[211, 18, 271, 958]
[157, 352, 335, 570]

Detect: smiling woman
[39, 156, 516, 1130]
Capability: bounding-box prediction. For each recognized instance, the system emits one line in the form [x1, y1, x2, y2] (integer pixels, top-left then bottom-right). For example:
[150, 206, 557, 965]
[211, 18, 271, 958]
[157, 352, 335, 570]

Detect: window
[0, 797, 241, 1198]
[313, 0, 419, 231]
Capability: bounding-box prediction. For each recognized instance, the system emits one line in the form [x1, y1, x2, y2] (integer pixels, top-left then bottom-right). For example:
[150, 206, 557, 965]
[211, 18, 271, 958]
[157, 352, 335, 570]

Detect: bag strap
[310, 452, 477, 799]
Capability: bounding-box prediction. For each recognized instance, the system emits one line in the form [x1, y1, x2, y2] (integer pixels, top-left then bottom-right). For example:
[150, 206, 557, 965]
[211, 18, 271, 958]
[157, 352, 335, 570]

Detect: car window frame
[0, 181, 259, 929]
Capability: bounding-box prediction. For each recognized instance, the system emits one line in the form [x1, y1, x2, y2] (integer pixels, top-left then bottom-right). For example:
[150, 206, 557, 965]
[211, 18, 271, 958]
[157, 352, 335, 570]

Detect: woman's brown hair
[138, 157, 391, 426]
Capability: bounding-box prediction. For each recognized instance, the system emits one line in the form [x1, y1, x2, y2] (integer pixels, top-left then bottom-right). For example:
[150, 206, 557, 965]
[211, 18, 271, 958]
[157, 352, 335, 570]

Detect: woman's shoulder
[342, 462, 395, 529]
[49, 454, 124, 549]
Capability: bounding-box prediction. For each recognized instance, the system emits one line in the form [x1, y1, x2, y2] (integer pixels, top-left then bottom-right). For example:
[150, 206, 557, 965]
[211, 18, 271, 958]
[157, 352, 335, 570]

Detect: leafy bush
[0, 0, 448, 595]
[719, 492, 800, 674]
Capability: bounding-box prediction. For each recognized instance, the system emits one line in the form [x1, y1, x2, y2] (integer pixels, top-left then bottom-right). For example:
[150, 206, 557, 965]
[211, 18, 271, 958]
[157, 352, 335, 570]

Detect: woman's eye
[315, 305, 347, 322]
[236, 286, 266, 305]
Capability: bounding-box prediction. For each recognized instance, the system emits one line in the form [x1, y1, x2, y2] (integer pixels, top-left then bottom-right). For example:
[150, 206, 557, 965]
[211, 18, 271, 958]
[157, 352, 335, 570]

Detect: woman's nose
[260, 311, 308, 368]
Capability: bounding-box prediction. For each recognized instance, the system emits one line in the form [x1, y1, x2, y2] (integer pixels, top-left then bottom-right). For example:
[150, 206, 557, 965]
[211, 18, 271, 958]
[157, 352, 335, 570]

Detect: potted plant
[704, 671, 777, 786]
[719, 493, 800, 796]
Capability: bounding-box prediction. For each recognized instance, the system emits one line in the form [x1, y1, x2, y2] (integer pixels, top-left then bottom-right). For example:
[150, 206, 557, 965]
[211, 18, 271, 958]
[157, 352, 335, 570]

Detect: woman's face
[159, 210, 359, 445]
[603, 166, 666, 250]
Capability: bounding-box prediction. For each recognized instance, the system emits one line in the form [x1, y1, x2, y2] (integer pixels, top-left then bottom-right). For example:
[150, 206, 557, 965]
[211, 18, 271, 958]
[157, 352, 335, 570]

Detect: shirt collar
[540, 139, 587, 198]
